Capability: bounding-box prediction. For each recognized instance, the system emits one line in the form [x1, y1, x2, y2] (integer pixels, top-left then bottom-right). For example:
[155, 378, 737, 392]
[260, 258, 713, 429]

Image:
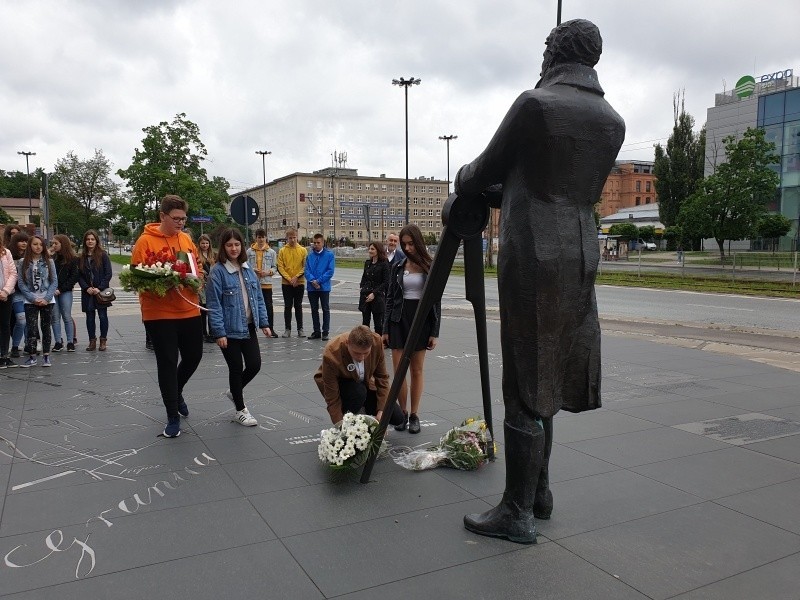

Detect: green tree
[0, 207, 13, 224]
[111, 222, 131, 242]
[757, 213, 792, 253]
[608, 222, 638, 239]
[50, 150, 119, 236]
[678, 128, 780, 258]
[662, 225, 683, 250]
[654, 92, 706, 227]
[637, 225, 656, 242]
[0, 168, 45, 198]
[116, 113, 230, 229]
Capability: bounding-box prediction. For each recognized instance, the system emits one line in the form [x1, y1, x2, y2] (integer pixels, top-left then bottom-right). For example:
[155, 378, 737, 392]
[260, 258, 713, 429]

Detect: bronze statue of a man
[456, 19, 625, 543]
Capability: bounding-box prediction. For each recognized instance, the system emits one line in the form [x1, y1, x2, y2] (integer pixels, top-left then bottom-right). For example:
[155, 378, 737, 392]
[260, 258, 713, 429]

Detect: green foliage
[637, 225, 656, 241]
[608, 222, 638, 239]
[0, 168, 45, 198]
[654, 92, 706, 227]
[757, 213, 792, 253]
[0, 207, 13, 224]
[49, 150, 118, 237]
[677, 128, 780, 257]
[423, 232, 438, 245]
[116, 113, 230, 229]
[662, 225, 683, 250]
[111, 223, 131, 241]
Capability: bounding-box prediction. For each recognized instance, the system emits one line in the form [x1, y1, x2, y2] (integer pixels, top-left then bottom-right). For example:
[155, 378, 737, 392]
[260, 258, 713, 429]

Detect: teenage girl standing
[17, 235, 57, 367]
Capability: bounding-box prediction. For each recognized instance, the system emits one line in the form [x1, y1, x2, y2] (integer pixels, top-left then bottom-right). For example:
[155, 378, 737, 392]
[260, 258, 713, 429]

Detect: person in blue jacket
[304, 233, 335, 340]
[16, 235, 58, 367]
[206, 228, 272, 427]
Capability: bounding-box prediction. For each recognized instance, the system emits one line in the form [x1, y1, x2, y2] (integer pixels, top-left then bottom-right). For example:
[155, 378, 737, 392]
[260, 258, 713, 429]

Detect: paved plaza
[1, 305, 800, 599]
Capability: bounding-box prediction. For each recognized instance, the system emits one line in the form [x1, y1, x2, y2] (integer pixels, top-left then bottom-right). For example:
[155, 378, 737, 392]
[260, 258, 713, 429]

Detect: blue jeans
[307, 290, 330, 335]
[85, 307, 109, 339]
[51, 291, 75, 344]
[12, 299, 25, 349]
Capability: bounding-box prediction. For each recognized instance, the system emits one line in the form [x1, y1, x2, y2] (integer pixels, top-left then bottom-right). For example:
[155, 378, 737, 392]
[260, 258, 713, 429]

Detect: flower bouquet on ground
[120, 247, 202, 297]
[318, 413, 386, 472]
[392, 417, 495, 471]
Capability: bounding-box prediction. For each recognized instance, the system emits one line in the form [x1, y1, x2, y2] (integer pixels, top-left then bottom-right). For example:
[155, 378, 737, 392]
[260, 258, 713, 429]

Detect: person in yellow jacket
[131, 195, 202, 438]
[276, 227, 307, 338]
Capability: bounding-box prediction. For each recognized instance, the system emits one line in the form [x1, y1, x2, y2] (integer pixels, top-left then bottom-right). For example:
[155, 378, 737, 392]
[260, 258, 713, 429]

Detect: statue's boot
[464, 420, 544, 544]
[533, 416, 553, 520]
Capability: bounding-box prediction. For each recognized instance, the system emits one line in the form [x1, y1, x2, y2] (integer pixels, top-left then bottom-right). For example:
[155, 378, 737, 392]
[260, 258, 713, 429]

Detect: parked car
[635, 239, 657, 251]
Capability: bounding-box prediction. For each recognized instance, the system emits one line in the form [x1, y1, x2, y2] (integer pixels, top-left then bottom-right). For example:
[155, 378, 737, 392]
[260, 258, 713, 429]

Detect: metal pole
[438, 135, 458, 193]
[557, 0, 562, 25]
[256, 150, 271, 239]
[17, 150, 36, 225]
[393, 77, 421, 225]
[404, 84, 409, 224]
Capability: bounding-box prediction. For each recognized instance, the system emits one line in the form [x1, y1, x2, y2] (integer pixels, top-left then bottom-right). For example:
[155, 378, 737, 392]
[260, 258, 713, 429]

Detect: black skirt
[387, 299, 433, 351]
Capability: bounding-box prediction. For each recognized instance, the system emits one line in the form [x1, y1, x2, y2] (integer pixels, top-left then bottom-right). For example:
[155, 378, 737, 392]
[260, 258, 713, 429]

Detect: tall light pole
[17, 150, 36, 225]
[255, 150, 271, 238]
[557, 0, 562, 24]
[438, 135, 458, 193]
[392, 77, 421, 224]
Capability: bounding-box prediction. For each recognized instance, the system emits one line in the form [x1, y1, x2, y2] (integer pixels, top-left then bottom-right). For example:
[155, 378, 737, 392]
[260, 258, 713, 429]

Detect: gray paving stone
[553, 409, 660, 443]
[744, 433, 800, 463]
[3, 540, 324, 600]
[717, 477, 800, 535]
[560, 502, 800, 600]
[0, 498, 276, 596]
[337, 542, 650, 600]
[250, 468, 474, 537]
[281, 499, 511, 597]
[631, 447, 800, 500]
[536, 469, 702, 539]
[701, 386, 799, 411]
[222, 455, 308, 495]
[565, 426, 730, 468]
[613, 399, 750, 426]
[669, 552, 800, 600]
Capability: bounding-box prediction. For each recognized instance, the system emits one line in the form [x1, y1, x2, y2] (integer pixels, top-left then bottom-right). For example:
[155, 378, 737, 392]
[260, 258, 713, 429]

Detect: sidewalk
[1, 313, 799, 599]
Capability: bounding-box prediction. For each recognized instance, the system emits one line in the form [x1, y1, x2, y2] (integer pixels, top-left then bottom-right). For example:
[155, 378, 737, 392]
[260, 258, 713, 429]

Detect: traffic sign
[230, 195, 259, 225]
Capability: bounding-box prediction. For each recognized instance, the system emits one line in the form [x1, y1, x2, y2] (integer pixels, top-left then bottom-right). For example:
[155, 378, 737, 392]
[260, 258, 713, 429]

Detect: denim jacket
[207, 260, 269, 339]
[17, 257, 58, 305]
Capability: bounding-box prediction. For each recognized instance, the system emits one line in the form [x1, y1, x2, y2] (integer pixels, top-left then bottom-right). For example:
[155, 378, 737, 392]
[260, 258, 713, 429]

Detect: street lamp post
[17, 150, 36, 225]
[438, 135, 458, 193]
[255, 150, 271, 238]
[392, 77, 421, 224]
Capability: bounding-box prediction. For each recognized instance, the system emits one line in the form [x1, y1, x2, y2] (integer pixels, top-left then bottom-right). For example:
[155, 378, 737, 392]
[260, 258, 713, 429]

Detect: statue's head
[541, 19, 602, 76]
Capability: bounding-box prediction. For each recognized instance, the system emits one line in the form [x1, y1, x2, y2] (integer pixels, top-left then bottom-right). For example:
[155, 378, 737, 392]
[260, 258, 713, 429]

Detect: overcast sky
[2, 0, 798, 196]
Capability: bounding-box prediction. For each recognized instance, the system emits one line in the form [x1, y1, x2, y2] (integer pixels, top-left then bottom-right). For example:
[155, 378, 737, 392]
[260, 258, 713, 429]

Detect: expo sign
[735, 68, 794, 98]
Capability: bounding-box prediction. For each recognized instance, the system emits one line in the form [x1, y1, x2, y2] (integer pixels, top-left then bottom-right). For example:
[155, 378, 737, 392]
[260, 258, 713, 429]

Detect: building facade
[596, 160, 657, 218]
[234, 167, 449, 244]
[705, 67, 799, 249]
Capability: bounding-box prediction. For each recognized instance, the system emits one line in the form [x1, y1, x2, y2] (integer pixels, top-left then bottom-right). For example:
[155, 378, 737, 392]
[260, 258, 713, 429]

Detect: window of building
[635, 197, 641, 206]
[348, 182, 354, 190]
[382, 184, 387, 191]
[364, 183, 370, 190]
[645, 197, 651, 204]
[357, 183, 362, 190]
[329, 219, 335, 227]
[413, 197, 418, 205]
[635, 181, 641, 192]
[428, 186, 434, 193]
[357, 231, 363, 239]
[307, 180, 314, 188]
[349, 219, 354, 226]
[413, 209, 418, 216]
[645, 181, 651, 192]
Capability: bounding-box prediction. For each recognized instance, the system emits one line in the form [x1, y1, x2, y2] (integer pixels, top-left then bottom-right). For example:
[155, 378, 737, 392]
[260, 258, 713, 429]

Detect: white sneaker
[234, 408, 258, 426]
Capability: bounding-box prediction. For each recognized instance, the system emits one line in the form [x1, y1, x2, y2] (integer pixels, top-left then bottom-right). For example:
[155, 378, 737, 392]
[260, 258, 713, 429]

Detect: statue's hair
[547, 19, 602, 68]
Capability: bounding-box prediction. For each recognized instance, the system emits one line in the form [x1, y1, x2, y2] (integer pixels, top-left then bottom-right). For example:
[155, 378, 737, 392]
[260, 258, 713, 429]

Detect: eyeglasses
[167, 215, 188, 224]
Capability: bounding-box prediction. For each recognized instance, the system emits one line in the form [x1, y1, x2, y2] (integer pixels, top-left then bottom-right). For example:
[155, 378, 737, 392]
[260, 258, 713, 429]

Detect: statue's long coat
[455, 63, 625, 419]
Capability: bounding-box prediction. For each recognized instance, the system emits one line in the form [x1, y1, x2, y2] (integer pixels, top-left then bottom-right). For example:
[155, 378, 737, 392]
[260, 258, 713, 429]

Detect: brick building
[596, 160, 658, 218]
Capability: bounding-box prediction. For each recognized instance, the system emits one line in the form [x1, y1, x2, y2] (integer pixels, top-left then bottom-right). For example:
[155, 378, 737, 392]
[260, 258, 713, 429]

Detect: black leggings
[145, 316, 203, 418]
[219, 324, 262, 411]
[281, 284, 304, 330]
[25, 304, 53, 354]
[361, 304, 384, 335]
[0, 299, 11, 357]
[339, 378, 405, 426]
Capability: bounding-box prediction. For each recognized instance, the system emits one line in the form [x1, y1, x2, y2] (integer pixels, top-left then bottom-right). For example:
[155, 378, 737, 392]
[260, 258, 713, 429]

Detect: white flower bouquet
[120, 247, 201, 297]
[392, 417, 495, 471]
[318, 413, 383, 471]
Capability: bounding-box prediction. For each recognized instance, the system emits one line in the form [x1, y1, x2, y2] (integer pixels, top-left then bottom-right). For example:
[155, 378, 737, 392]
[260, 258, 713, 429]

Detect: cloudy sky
[2, 0, 798, 196]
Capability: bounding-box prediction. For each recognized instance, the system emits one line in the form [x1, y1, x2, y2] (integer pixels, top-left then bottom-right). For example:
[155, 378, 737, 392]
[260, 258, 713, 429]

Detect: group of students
[0, 226, 113, 369]
[134, 194, 441, 439]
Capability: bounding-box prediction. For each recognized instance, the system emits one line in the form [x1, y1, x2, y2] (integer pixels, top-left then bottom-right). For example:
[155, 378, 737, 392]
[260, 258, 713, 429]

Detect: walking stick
[361, 191, 494, 483]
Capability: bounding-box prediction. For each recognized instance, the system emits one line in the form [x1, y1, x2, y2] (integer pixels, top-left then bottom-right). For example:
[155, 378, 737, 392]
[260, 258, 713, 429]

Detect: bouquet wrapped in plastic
[318, 413, 385, 471]
[120, 247, 202, 298]
[392, 417, 495, 471]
